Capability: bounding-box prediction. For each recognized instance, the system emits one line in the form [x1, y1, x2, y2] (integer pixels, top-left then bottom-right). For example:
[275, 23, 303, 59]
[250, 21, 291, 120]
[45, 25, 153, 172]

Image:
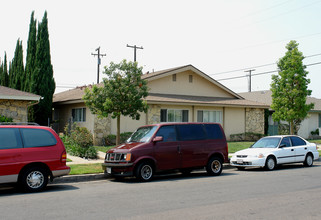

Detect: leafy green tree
[271, 40, 314, 134]
[83, 60, 149, 145]
[10, 39, 25, 90]
[24, 11, 37, 92]
[30, 11, 55, 125]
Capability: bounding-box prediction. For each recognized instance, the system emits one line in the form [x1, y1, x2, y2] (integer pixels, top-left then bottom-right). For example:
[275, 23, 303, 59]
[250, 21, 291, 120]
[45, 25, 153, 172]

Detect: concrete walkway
[67, 151, 105, 165]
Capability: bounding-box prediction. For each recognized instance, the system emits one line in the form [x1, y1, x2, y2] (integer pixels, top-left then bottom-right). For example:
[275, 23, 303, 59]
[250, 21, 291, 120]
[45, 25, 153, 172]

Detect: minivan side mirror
[153, 136, 163, 142]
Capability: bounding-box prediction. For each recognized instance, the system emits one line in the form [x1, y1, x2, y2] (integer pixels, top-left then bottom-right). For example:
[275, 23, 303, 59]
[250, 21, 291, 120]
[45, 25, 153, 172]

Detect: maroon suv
[102, 123, 228, 181]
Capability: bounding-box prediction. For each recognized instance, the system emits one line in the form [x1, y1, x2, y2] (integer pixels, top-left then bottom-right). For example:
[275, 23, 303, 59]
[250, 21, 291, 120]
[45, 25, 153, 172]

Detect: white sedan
[230, 135, 319, 170]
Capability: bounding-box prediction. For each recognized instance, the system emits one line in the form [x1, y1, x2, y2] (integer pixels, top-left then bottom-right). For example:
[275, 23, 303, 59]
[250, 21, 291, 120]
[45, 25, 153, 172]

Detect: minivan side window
[155, 125, 177, 142]
[204, 124, 223, 139]
[20, 128, 57, 148]
[177, 124, 206, 141]
[290, 136, 306, 146]
[0, 128, 22, 149]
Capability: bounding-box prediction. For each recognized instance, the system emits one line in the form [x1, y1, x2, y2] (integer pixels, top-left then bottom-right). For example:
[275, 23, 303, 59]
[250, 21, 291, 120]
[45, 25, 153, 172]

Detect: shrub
[103, 132, 133, 146]
[63, 123, 97, 159]
[0, 115, 13, 122]
[230, 132, 264, 141]
[311, 129, 319, 136]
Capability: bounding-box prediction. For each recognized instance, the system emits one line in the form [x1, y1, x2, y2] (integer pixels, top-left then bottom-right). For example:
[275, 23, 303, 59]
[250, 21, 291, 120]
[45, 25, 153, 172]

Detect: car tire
[265, 156, 276, 171]
[135, 162, 154, 182]
[20, 166, 48, 192]
[206, 157, 223, 176]
[304, 154, 313, 167]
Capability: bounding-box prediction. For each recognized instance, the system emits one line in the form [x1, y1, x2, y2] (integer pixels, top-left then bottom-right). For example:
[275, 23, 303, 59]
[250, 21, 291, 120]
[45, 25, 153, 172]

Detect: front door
[153, 125, 181, 170]
[276, 137, 296, 164]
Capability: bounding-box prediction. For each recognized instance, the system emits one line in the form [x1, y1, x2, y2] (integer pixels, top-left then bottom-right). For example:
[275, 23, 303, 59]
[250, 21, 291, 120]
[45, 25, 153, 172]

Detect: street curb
[51, 158, 320, 184]
[51, 173, 107, 184]
[51, 164, 234, 184]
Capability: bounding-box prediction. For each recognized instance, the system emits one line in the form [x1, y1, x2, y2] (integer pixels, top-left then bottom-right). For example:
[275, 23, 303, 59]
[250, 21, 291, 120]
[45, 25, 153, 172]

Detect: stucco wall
[53, 103, 95, 134]
[110, 112, 147, 135]
[298, 113, 319, 139]
[0, 99, 29, 122]
[148, 70, 234, 98]
[224, 107, 245, 140]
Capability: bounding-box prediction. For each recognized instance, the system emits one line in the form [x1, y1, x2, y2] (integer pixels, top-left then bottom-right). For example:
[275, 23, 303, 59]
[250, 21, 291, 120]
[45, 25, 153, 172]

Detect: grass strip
[69, 163, 103, 175]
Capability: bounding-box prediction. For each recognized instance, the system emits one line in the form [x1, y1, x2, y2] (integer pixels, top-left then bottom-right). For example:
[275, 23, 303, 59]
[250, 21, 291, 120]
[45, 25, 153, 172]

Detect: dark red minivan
[0, 125, 70, 192]
[102, 123, 228, 181]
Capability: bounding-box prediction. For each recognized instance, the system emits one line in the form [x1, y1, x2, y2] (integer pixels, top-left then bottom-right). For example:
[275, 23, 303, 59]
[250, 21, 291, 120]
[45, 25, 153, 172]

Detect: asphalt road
[1, 163, 321, 220]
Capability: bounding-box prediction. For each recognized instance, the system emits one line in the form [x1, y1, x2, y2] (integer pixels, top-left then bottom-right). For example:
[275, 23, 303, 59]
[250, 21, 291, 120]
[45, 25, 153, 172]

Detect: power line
[212, 52, 321, 76]
[217, 61, 321, 82]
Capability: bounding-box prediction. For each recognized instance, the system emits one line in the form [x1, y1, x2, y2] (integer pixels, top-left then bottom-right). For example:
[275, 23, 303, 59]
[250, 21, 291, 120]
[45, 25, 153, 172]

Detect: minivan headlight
[123, 153, 131, 162]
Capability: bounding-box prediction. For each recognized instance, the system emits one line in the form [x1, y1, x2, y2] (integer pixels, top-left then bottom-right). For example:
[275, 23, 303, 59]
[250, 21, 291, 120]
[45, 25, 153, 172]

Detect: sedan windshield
[251, 137, 281, 148]
[127, 126, 157, 143]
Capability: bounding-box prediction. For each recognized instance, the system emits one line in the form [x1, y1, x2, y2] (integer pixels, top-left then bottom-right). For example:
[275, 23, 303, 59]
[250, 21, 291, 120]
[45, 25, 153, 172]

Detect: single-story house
[0, 86, 41, 122]
[53, 65, 269, 145]
[239, 90, 321, 139]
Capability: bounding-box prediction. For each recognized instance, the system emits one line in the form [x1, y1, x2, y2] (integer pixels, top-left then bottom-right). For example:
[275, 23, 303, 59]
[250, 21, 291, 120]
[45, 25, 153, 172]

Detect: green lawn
[228, 141, 254, 154]
[69, 163, 103, 175]
[94, 146, 115, 153]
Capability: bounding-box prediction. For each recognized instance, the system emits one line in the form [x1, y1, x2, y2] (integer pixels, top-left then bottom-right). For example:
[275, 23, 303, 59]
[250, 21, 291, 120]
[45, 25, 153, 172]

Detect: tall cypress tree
[10, 39, 24, 90]
[31, 11, 55, 125]
[24, 11, 37, 92]
[0, 53, 9, 86]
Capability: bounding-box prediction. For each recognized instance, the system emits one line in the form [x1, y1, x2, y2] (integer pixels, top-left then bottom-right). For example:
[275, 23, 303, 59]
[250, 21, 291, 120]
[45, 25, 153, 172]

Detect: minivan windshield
[127, 126, 157, 143]
[251, 137, 281, 148]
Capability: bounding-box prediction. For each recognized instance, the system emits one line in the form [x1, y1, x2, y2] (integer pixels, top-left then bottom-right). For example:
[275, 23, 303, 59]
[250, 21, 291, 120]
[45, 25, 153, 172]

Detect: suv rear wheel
[20, 167, 48, 192]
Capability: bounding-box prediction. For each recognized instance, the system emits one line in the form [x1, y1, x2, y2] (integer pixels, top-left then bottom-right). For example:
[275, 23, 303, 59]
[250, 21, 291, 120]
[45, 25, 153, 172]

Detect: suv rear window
[177, 124, 206, 141]
[0, 128, 22, 149]
[204, 124, 223, 139]
[20, 128, 57, 148]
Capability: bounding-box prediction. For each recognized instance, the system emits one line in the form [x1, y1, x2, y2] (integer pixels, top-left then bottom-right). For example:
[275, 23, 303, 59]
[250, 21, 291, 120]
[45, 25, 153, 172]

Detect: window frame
[197, 110, 222, 124]
[72, 107, 86, 122]
[160, 109, 188, 122]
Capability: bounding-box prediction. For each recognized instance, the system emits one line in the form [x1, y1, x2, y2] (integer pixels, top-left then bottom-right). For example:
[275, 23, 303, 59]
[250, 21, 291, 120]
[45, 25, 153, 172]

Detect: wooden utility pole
[245, 69, 255, 92]
[91, 47, 106, 84]
[126, 44, 143, 62]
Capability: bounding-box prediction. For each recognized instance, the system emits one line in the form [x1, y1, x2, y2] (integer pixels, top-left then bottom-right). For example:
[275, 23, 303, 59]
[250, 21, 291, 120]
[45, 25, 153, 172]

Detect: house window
[197, 110, 222, 124]
[72, 108, 86, 122]
[160, 109, 188, 122]
[172, 74, 176, 82]
[189, 75, 193, 83]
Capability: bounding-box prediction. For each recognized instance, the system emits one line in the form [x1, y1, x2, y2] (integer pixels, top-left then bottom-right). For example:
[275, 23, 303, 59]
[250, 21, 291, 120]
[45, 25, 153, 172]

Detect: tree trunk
[116, 115, 120, 145]
[290, 120, 294, 135]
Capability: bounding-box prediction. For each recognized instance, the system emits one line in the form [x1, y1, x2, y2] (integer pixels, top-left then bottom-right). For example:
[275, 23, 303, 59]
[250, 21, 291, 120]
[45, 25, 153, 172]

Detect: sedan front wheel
[265, 156, 276, 171]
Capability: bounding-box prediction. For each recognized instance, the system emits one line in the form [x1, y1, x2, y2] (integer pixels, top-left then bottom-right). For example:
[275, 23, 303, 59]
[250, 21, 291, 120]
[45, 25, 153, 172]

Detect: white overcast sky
[1, 0, 321, 97]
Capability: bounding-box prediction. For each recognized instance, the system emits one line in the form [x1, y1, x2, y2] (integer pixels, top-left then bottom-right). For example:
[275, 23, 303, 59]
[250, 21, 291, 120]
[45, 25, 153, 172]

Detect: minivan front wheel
[20, 167, 48, 192]
[135, 162, 154, 182]
[206, 157, 223, 176]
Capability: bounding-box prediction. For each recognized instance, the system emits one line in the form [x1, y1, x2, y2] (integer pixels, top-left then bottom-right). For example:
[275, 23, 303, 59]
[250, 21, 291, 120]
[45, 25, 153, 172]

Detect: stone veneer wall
[0, 99, 29, 122]
[245, 108, 264, 134]
[147, 104, 161, 124]
[93, 115, 111, 146]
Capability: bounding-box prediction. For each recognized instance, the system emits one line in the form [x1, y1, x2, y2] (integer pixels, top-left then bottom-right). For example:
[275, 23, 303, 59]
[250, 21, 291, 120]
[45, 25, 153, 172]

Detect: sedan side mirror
[153, 136, 163, 142]
[279, 144, 286, 148]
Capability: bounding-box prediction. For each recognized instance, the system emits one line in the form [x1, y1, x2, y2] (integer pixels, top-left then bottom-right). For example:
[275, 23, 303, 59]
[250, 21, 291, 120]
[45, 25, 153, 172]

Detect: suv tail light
[61, 151, 67, 163]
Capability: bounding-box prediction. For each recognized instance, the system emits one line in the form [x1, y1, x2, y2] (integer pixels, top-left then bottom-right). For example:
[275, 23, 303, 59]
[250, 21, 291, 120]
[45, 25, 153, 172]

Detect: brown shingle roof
[239, 90, 321, 111]
[0, 86, 40, 101]
[146, 93, 268, 108]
